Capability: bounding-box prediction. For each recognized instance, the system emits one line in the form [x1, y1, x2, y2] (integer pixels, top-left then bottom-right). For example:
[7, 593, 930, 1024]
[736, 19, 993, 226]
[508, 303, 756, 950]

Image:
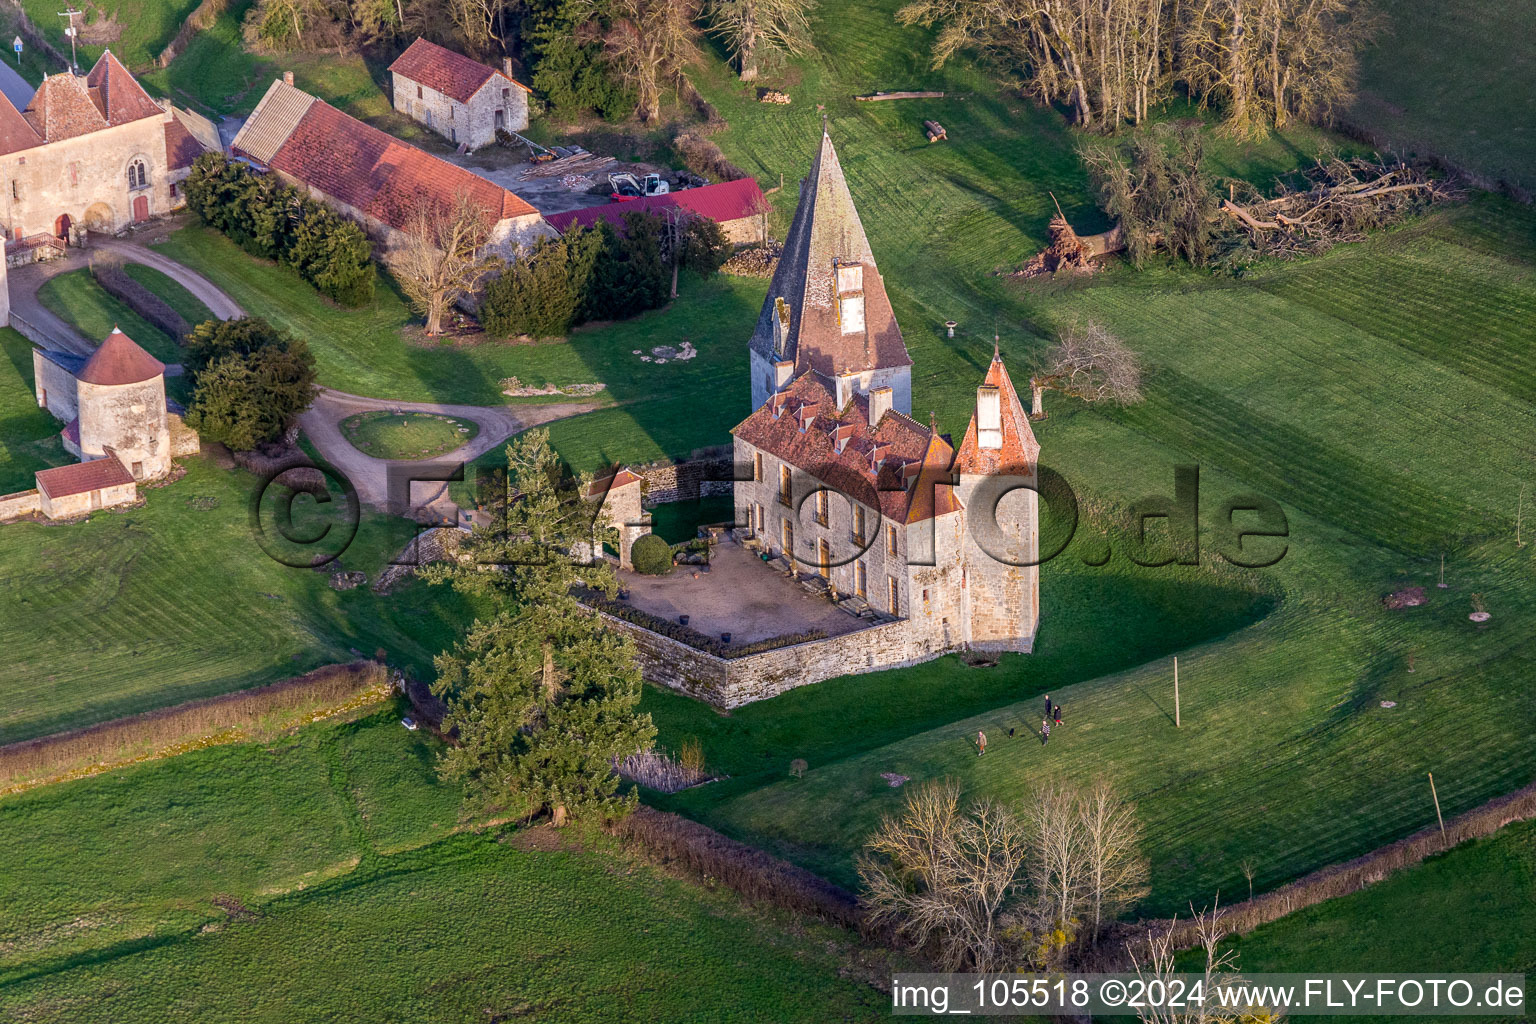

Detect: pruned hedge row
[183, 152, 375, 307]
[614, 805, 864, 930]
[90, 256, 193, 340]
[0, 661, 390, 795]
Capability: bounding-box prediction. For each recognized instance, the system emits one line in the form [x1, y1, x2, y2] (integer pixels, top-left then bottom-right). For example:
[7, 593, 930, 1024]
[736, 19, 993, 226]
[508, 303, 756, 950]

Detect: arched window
[127, 159, 148, 190]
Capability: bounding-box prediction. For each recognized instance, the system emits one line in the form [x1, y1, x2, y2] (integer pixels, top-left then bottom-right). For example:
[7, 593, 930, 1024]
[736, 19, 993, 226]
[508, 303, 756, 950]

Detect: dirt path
[299, 387, 598, 510]
[86, 236, 245, 321]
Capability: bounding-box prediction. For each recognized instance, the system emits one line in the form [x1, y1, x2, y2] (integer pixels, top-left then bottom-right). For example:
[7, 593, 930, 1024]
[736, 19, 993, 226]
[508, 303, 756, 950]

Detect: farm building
[545, 178, 769, 245]
[230, 76, 549, 258]
[389, 38, 532, 150]
[0, 50, 206, 279]
[33, 456, 138, 518]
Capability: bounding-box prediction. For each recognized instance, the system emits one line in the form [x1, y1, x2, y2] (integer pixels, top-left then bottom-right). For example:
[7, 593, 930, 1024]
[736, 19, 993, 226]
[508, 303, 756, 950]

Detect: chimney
[502, 57, 515, 79]
[977, 385, 1002, 449]
[283, 71, 294, 86]
[868, 386, 893, 428]
[834, 375, 852, 410]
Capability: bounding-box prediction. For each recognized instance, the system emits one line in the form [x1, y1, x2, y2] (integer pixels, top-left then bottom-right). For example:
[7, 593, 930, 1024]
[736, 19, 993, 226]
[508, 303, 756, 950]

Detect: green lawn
[0, 328, 70, 494]
[0, 710, 890, 1022]
[1350, 0, 1536, 194]
[1225, 817, 1536, 990]
[33, 265, 210, 370]
[20, 0, 201, 71]
[342, 410, 479, 460]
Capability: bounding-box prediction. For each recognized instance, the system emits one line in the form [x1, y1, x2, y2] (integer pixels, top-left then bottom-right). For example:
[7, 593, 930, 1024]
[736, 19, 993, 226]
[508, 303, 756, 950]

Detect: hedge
[90, 257, 192, 340]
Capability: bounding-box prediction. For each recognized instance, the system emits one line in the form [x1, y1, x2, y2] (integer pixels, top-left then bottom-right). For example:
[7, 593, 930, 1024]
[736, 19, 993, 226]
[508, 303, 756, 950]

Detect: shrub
[89, 257, 192, 340]
[630, 533, 674, 575]
[184, 318, 317, 451]
[480, 236, 580, 338]
[183, 152, 374, 307]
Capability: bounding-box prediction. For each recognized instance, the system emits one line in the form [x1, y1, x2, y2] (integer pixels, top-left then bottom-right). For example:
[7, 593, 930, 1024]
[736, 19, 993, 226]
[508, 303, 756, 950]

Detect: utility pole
[1173, 656, 1180, 728]
[1428, 772, 1446, 846]
[57, 8, 80, 72]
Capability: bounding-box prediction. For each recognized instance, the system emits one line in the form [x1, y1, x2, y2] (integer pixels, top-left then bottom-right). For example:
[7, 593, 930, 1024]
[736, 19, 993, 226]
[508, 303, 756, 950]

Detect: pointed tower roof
[748, 127, 911, 379]
[952, 350, 1040, 476]
[85, 50, 165, 126]
[0, 89, 41, 156]
[77, 328, 165, 386]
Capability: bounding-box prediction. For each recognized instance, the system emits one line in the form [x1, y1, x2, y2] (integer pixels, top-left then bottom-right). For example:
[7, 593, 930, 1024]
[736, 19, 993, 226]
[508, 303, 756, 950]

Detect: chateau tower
[73, 328, 171, 481]
[747, 126, 912, 414]
[954, 348, 1042, 650]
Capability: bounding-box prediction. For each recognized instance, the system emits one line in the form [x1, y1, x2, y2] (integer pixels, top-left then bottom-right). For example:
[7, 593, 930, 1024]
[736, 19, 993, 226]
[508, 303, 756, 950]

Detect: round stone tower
[75, 328, 171, 481]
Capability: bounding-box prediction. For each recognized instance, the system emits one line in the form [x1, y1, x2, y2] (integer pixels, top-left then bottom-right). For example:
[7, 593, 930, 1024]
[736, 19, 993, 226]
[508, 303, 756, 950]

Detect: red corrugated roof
[85, 50, 164, 126]
[388, 38, 530, 104]
[77, 328, 165, 386]
[546, 178, 767, 234]
[36, 455, 135, 498]
[269, 99, 538, 231]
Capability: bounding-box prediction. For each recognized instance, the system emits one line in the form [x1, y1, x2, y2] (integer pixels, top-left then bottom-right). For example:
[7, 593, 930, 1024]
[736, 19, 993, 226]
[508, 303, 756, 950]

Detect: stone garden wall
[0, 489, 41, 521]
[633, 446, 735, 507]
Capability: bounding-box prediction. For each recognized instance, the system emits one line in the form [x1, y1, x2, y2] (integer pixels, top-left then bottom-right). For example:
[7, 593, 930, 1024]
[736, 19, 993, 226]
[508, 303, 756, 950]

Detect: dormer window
[977, 385, 1003, 449]
[834, 259, 865, 336]
[772, 296, 790, 356]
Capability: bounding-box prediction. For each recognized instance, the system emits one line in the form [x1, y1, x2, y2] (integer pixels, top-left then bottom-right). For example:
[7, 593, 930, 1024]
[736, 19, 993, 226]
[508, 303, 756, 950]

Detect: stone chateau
[733, 126, 1041, 657]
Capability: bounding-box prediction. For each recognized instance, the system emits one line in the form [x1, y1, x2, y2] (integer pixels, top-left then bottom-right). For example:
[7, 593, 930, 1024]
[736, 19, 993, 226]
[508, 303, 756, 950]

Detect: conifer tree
[422, 429, 655, 825]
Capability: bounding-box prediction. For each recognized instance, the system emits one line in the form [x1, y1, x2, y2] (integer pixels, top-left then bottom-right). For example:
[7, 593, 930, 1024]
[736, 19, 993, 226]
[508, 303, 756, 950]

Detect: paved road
[299, 387, 599, 511]
[7, 234, 243, 369]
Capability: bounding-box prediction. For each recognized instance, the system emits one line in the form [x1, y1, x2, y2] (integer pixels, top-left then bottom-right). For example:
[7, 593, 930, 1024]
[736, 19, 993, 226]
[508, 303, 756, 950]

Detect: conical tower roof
[952, 348, 1039, 476]
[77, 328, 165, 386]
[748, 127, 911, 379]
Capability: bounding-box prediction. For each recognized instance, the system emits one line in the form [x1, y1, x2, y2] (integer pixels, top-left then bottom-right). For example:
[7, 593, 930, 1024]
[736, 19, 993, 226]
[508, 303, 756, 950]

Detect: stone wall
[597, 609, 935, 708]
[391, 72, 528, 151]
[0, 489, 41, 521]
[633, 446, 735, 507]
[167, 410, 201, 457]
[31, 349, 79, 422]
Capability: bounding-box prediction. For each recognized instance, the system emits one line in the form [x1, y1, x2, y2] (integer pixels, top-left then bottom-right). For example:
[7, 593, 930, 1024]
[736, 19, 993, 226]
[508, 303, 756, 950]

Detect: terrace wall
[596, 609, 929, 707]
[0, 489, 41, 520]
[633, 446, 734, 506]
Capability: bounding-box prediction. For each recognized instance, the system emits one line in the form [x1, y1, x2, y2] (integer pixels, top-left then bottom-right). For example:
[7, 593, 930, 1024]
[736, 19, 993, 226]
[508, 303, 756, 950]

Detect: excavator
[608, 172, 670, 201]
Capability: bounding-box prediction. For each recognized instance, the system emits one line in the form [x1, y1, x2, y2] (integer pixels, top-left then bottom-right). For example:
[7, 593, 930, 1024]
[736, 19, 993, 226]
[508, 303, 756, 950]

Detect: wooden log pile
[923, 120, 947, 143]
[518, 151, 617, 180]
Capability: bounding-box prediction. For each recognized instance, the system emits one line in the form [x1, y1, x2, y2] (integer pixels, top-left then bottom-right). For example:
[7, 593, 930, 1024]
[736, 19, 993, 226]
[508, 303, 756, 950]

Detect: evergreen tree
[480, 236, 580, 338]
[423, 429, 655, 825]
[184, 318, 318, 449]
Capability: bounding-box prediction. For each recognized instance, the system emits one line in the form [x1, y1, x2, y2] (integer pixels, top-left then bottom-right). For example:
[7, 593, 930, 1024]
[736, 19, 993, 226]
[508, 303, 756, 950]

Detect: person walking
[1041, 718, 1051, 746]
[1053, 703, 1063, 726]
[1045, 694, 1053, 719]
[978, 729, 987, 756]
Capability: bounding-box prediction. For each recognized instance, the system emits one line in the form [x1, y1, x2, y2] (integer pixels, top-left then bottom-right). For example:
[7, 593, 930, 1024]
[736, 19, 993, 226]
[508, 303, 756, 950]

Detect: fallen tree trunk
[856, 90, 945, 101]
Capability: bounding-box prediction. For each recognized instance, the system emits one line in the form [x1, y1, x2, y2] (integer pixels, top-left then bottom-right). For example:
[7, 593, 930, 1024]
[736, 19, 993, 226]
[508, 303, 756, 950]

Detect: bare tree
[1079, 776, 1151, 941]
[858, 779, 1030, 971]
[1239, 858, 1256, 901]
[1033, 320, 1144, 416]
[1023, 779, 1090, 929]
[1129, 902, 1285, 1023]
[591, 0, 700, 122]
[704, 0, 816, 81]
[392, 191, 502, 336]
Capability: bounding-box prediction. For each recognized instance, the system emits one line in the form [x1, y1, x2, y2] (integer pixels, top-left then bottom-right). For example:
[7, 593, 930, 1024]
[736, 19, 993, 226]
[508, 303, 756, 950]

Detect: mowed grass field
[0, 329, 70, 494]
[0, 709, 892, 1023]
[1349, 0, 1536, 195]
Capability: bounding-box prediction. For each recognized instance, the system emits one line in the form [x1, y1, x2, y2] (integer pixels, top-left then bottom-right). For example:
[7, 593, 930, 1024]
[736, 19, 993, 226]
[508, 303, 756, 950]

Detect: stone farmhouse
[389, 38, 532, 150]
[230, 76, 547, 258]
[545, 178, 770, 246]
[0, 328, 200, 522]
[0, 52, 205, 250]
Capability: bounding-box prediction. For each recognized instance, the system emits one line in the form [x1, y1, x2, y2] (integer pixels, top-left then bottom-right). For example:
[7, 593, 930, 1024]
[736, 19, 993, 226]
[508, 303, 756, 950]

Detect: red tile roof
[268, 98, 538, 232]
[747, 131, 910, 379]
[388, 37, 530, 104]
[733, 373, 957, 523]
[61, 417, 79, 447]
[36, 455, 135, 499]
[546, 178, 768, 234]
[0, 91, 41, 156]
[24, 71, 109, 142]
[587, 467, 644, 498]
[77, 328, 165, 386]
[164, 116, 204, 170]
[952, 350, 1040, 477]
[85, 50, 164, 126]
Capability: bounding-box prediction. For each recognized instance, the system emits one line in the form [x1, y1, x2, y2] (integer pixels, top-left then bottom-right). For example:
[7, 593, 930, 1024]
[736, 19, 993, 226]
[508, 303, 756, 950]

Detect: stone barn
[388, 38, 532, 150]
[231, 77, 548, 259]
[34, 456, 137, 518]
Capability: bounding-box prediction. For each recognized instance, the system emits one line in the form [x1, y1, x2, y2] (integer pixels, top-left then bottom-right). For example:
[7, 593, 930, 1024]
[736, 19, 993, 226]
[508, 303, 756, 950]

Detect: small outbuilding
[34, 454, 137, 518]
[388, 38, 532, 150]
